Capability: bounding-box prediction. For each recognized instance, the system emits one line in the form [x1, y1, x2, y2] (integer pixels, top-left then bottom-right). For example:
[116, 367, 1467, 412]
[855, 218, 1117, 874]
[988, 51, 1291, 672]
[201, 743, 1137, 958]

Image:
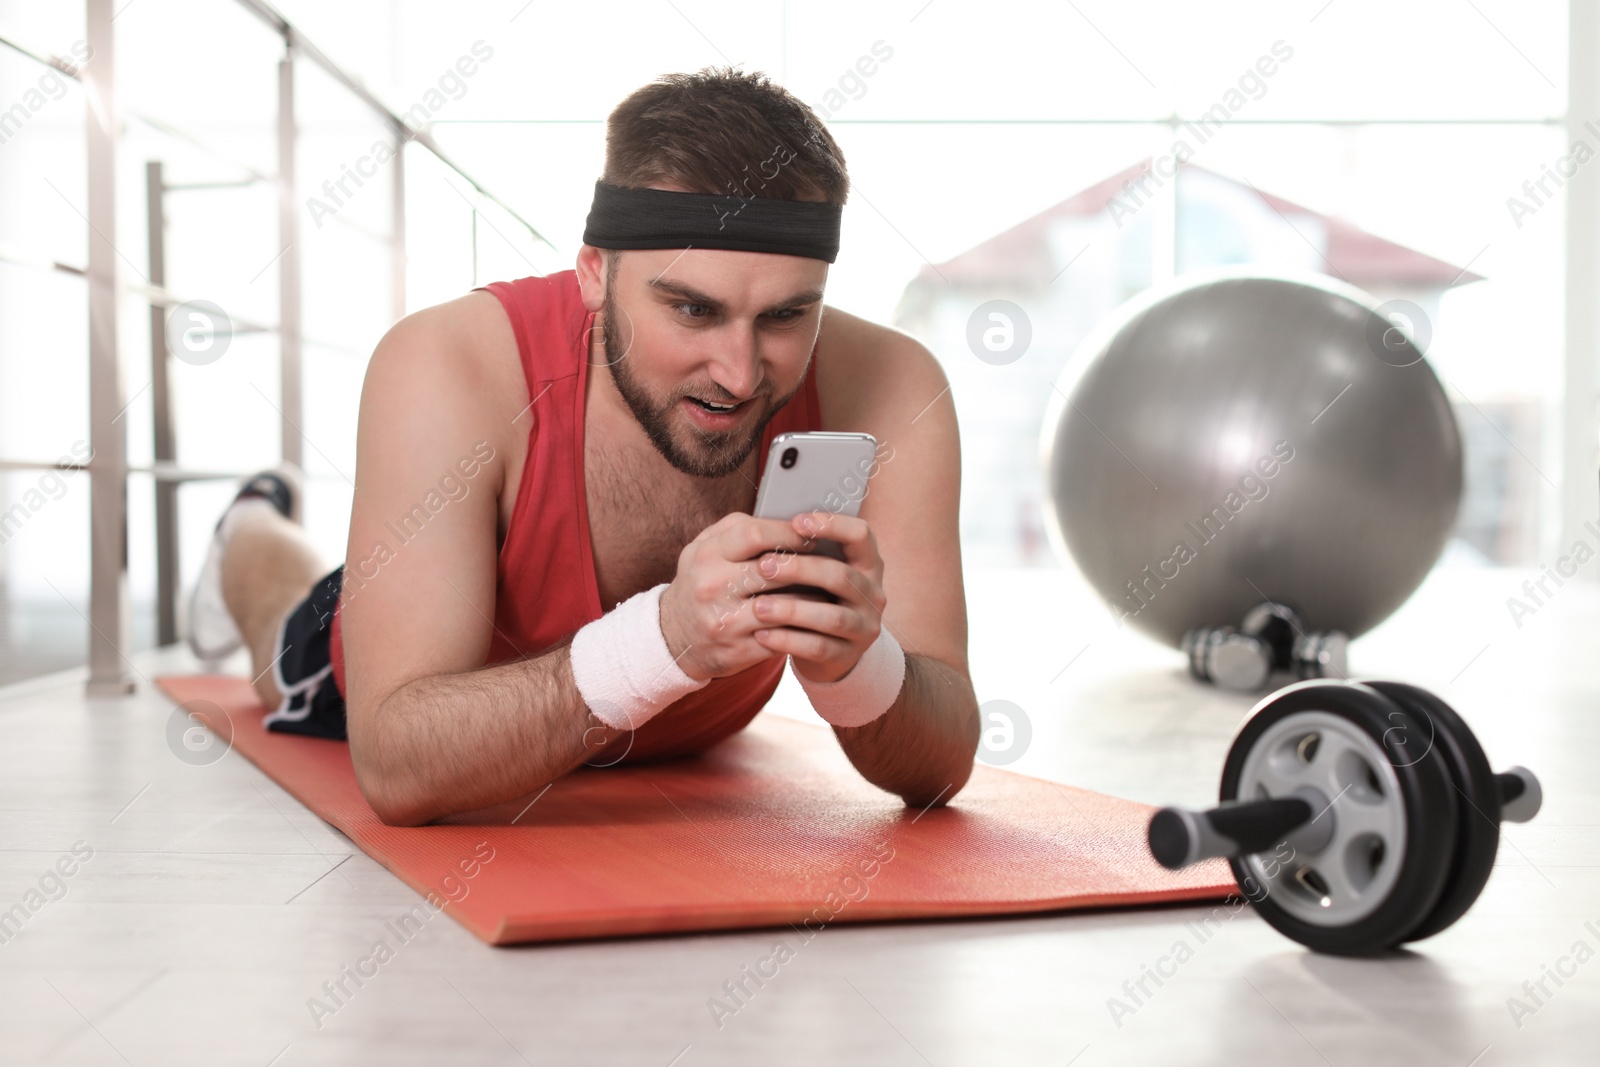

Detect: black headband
[582, 181, 842, 263]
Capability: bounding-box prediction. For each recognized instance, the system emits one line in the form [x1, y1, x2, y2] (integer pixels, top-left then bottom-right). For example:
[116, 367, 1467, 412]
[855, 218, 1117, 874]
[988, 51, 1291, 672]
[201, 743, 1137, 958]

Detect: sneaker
[186, 464, 304, 662]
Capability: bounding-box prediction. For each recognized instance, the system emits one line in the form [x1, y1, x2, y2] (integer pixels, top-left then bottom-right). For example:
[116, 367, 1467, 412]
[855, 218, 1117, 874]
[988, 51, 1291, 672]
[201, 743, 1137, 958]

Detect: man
[189, 68, 978, 827]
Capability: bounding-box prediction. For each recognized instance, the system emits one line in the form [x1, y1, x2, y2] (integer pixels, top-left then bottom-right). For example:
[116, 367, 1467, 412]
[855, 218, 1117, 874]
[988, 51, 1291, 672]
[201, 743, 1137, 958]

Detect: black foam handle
[1210, 797, 1314, 853]
[1496, 771, 1525, 803]
[1148, 797, 1313, 870]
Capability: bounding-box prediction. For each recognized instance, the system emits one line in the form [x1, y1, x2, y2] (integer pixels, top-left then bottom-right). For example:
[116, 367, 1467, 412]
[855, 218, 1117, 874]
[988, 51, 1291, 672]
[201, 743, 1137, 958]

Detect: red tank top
[329, 270, 821, 762]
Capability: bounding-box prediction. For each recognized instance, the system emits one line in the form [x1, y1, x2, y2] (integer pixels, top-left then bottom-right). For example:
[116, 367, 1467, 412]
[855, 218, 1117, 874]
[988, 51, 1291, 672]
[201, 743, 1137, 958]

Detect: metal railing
[2, 0, 556, 693]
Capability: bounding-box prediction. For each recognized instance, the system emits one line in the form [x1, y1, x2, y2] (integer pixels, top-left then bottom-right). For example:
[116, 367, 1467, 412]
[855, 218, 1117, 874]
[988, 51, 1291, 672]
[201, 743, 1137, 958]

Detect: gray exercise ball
[1042, 270, 1462, 647]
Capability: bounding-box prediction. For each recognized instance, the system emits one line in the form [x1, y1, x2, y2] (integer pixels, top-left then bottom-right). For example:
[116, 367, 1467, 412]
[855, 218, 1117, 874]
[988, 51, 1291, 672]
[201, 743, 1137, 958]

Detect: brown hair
[602, 68, 849, 207]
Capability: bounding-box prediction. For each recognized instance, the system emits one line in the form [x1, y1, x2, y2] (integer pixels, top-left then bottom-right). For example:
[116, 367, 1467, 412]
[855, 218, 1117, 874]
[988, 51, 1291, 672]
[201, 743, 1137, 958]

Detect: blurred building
[893, 159, 1535, 569]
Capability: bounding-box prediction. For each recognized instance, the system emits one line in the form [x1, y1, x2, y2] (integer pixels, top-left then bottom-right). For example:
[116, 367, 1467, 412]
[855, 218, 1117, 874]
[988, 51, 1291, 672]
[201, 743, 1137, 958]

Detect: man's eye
[676, 303, 711, 319]
[768, 308, 803, 323]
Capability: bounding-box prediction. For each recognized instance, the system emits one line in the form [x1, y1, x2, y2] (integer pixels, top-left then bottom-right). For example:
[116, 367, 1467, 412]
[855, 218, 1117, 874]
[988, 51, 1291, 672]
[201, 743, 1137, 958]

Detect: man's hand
[748, 510, 887, 684]
[659, 512, 834, 682]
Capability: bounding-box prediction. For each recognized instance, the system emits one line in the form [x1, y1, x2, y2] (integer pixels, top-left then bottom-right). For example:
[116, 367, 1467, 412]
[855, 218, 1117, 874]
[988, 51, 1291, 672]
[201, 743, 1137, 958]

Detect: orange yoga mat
[157, 674, 1234, 946]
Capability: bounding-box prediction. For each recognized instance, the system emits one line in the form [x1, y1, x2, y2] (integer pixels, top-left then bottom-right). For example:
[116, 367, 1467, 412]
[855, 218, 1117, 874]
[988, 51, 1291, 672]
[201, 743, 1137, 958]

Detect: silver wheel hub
[1235, 710, 1407, 926]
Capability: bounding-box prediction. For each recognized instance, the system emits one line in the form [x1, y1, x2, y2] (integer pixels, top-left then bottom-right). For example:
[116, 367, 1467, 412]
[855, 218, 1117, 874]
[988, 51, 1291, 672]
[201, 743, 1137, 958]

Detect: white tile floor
[0, 563, 1594, 1065]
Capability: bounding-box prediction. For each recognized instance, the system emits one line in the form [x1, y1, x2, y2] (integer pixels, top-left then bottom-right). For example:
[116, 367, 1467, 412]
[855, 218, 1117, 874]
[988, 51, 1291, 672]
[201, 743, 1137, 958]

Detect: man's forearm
[353, 641, 621, 825]
[828, 651, 980, 808]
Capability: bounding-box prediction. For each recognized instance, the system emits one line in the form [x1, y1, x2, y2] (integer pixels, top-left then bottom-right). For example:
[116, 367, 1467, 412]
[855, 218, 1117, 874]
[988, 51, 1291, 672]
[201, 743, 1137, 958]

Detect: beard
[601, 282, 805, 479]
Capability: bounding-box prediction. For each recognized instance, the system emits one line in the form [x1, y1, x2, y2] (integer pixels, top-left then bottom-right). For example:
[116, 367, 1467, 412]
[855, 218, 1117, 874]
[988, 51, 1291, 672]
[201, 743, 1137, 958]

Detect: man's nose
[705, 325, 762, 399]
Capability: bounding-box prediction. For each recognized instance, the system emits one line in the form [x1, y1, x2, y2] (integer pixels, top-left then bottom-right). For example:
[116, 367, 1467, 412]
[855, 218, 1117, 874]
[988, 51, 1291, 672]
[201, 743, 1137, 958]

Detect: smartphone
[753, 431, 880, 601]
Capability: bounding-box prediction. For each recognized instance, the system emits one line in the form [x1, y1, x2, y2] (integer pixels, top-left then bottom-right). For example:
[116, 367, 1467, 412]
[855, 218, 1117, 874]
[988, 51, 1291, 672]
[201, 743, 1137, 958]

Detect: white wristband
[796, 629, 906, 728]
[569, 583, 708, 732]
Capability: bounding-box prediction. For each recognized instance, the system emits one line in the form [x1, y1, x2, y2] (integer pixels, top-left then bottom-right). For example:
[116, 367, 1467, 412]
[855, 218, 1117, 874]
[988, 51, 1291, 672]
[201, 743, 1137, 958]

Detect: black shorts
[261, 565, 349, 740]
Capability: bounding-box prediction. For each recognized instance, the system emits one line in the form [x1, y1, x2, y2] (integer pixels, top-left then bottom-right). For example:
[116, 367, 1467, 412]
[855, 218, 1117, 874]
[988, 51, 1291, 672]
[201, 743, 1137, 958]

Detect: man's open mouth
[687, 397, 744, 414]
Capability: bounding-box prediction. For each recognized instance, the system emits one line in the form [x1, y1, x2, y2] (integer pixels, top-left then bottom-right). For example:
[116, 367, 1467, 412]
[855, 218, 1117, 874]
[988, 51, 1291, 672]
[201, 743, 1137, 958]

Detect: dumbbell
[1240, 601, 1300, 669]
[1182, 602, 1349, 692]
[1146, 679, 1541, 955]
[1182, 626, 1273, 691]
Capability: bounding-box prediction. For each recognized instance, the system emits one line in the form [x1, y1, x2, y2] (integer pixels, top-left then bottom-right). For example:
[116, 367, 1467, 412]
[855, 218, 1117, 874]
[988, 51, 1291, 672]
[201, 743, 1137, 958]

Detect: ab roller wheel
[1148, 679, 1541, 955]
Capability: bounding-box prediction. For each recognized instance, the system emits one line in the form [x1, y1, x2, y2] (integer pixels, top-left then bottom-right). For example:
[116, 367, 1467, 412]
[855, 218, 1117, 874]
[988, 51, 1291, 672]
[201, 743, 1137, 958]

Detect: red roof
[918, 159, 1485, 290]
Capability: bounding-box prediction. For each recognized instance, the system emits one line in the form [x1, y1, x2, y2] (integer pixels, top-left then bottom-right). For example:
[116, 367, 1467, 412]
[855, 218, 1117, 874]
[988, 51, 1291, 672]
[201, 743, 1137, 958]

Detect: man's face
[597, 247, 827, 479]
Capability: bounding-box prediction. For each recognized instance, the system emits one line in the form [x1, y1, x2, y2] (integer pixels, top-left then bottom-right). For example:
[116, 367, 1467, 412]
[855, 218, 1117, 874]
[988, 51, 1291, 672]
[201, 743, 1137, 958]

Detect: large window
[0, 0, 545, 685]
[0, 0, 1578, 685]
[1, 4, 94, 683]
[406, 0, 1569, 570]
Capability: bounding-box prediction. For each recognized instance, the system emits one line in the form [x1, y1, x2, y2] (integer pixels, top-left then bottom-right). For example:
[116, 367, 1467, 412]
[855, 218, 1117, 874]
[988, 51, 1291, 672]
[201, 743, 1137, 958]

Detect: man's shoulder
[361, 288, 528, 437]
[373, 272, 578, 373]
[814, 306, 949, 430]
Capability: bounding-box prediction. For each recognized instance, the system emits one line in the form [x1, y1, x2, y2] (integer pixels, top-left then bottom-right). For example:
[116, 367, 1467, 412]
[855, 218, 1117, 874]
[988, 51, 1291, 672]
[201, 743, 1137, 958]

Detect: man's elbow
[900, 750, 975, 810]
[901, 694, 980, 810]
[348, 717, 433, 826]
[354, 762, 434, 826]
[901, 777, 967, 812]
[369, 796, 433, 828]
